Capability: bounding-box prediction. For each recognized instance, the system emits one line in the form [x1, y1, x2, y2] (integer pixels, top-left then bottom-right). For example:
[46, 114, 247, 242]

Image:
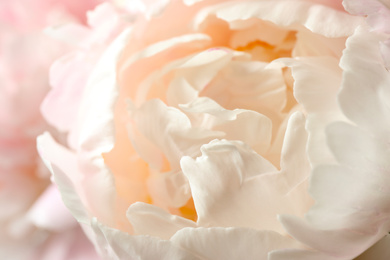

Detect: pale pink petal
[27, 184, 76, 232]
[37, 132, 90, 223]
[31, 226, 101, 260]
[343, 0, 390, 33]
[41, 51, 91, 132]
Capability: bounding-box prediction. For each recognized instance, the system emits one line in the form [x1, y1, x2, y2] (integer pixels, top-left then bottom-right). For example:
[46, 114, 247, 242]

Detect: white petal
[128, 99, 219, 208]
[171, 227, 301, 260]
[74, 29, 130, 156]
[180, 97, 272, 155]
[181, 113, 311, 232]
[339, 26, 390, 137]
[277, 56, 345, 166]
[91, 218, 199, 260]
[194, 1, 363, 37]
[126, 202, 196, 239]
[279, 215, 386, 259]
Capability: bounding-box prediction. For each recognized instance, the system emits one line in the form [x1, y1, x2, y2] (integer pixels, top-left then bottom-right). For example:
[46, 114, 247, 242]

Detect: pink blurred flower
[0, 0, 102, 259]
[38, 0, 390, 259]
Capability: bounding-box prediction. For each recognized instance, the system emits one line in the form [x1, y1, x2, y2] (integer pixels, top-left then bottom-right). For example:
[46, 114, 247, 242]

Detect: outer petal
[37, 132, 90, 223]
[339, 26, 390, 136]
[170, 227, 301, 260]
[343, 0, 390, 33]
[41, 51, 91, 133]
[279, 215, 387, 259]
[27, 184, 76, 232]
[91, 218, 199, 260]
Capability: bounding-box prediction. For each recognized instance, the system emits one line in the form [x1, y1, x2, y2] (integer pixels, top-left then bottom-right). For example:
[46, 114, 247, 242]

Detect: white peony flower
[38, 0, 390, 259]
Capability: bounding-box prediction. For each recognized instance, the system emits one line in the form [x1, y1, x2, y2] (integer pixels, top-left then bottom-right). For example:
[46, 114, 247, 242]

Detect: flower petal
[27, 184, 76, 232]
[194, 0, 363, 38]
[339, 26, 390, 136]
[91, 218, 199, 260]
[279, 215, 386, 259]
[126, 202, 196, 239]
[278, 56, 345, 166]
[180, 97, 272, 155]
[181, 112, 311, 232]
[171, 227, 301, 260]
[37, 132, 90, 223]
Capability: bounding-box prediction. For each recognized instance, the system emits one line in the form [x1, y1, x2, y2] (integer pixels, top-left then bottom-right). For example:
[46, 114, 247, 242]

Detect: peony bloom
[38, 0, 390, 259]
[0, 0, 102, 259]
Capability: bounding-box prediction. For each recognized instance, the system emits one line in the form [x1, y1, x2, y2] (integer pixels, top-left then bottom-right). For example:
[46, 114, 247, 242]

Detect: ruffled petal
[339, 26, 390, 136]
[277, 56, 345, 166]
[279, 215, 386, 259]
[181, 112, 311, 232]
[180, 97, 272, 155]
[194, 0, 363, 38]
[91, 219, 199, 260]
